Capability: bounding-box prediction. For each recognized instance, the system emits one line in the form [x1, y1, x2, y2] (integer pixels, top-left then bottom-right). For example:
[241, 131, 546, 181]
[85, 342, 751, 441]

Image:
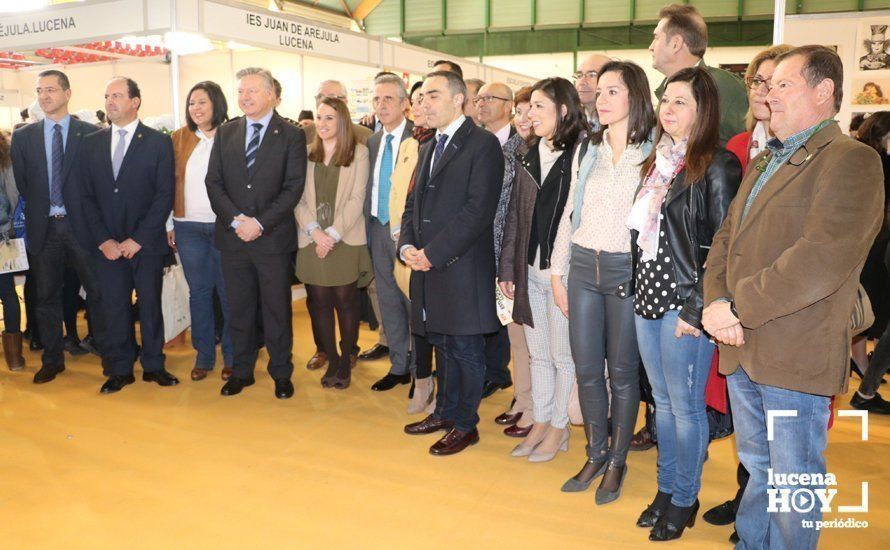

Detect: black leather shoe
[101, 358, 112, 377]
[481, 379, 512, 399]
[371, 372, 411, 391]
[100, 375, 136, 394]
[703, 500, 737, 526]
[142, 369, 180, 386]
[637, 490, 673, 528]
[730, 530, 739, 544]
[63, 336, 88, 355]
[33, 364, 65, 384]
[357, 344, 389, 361]
[649, 500, 699, 542]
[79, 335, 101, 356]
[850, 391, 890, 414]
[275, 379, 294, 399]
[221, 377, 255, 396]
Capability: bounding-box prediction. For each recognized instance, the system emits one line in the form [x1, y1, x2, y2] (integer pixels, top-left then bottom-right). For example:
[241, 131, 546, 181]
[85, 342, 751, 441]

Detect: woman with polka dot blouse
[627, 67, 742, 542]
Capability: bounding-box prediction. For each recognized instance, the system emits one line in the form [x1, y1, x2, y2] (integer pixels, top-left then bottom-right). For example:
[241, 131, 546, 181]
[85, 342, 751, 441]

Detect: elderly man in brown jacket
[702, 46, 883, 550]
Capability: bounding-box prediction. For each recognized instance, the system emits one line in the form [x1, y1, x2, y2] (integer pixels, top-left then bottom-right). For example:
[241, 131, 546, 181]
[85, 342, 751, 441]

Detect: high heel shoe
[637, 490, 672, 527]
[528, 428, 569, 463]
[649, 499, 699, 542]
[561, 454, 608, 492]
[511, 438, 541, 457]
[595, 462, 627, 505]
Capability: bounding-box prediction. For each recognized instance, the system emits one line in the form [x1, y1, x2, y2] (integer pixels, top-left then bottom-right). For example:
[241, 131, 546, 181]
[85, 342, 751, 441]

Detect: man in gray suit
[365, 74, 415, 392]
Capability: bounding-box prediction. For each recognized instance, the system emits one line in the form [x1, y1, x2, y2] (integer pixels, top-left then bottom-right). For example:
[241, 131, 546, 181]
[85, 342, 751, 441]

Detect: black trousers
[31, 218, 106, 367]
[221, 248, 293, 381]
[483, 325, 512, 386]
[95, 252, 164, 376]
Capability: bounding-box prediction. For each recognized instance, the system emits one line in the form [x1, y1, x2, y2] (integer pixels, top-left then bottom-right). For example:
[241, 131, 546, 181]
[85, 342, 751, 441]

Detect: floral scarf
[626, 133, 687, 262]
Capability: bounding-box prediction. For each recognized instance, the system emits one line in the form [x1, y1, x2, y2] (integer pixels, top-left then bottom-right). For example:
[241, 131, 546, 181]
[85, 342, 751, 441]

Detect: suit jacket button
[247, 184, 252, 189]
[113, 188, 118, 193]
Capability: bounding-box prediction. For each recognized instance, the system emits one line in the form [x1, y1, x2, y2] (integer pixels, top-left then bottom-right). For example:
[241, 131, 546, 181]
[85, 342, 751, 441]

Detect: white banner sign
[201, 0, 369, 63]
[0, 89, 21, 108]
[0, 0, 145, 50]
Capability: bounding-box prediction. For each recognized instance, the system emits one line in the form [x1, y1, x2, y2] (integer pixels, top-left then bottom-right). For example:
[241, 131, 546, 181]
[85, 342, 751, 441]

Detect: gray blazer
[364, 119, 414, 239]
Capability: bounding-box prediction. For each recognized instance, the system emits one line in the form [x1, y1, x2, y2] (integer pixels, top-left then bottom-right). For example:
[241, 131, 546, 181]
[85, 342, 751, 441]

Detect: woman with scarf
[549, 61, 655, 502]
[498, 77, 586, 463]
[390, 82, 439, 413]
[629, 67, 741, 541]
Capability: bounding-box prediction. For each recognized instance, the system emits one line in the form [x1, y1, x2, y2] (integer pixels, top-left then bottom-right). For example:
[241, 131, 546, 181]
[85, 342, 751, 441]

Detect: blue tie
[432, 133, 448, 173]
[50, 124, 64, 207]
[245, 122, 262, 174]
[377, 134, 394, 224]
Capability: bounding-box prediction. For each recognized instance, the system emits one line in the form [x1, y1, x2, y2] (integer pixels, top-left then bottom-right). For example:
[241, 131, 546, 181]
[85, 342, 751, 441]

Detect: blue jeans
[174, 220, 233, 369]
[0, 273, 20, 333]
[428, 332, 486, 433]
[635, 310, 713, 507]
[728, 365, 829, 550]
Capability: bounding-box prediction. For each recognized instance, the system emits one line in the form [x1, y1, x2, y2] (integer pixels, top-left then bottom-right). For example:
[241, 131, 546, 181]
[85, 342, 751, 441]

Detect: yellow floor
[1, 303, 888, 549]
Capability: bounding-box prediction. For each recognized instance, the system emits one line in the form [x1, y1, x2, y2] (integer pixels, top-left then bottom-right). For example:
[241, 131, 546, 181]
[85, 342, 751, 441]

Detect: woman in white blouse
[167, 81, 233, 382]
[550, 61, 655, 504]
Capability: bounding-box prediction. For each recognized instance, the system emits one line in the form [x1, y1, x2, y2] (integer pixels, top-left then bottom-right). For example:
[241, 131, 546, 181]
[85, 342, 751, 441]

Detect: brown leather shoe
[404, 414, 454, 435]
[504, 423, 533, 438]
[221, 366, 233, 381]
[307, 352, 327, 371]
[430, 428, 480, 456]
[629, 426, 655, 451]
[191, 367, 209, 381]
[495, 411, 522, 426]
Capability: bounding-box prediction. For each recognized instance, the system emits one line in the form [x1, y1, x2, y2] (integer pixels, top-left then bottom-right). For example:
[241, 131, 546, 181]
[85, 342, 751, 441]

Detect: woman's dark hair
[0, 130, 10, 170]
[308, 97, 356, 167]
[856, 112, 890, 153]
[529, 77, 588, 151]
[185, 81, 229, 132]
[643, 66, 720, 184]
[589, 60, 654, 148]
[410, 80, 423, 99]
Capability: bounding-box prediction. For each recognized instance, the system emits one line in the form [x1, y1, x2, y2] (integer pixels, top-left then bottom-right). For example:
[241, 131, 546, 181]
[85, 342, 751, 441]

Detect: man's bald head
[574, 54, 612, 115]
[316, 80, 348, 103]
[475, 82, 514, 130]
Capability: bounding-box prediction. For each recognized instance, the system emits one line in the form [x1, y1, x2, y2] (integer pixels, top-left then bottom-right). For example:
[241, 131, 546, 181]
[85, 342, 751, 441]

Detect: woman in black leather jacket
[628, 66, 742, 542]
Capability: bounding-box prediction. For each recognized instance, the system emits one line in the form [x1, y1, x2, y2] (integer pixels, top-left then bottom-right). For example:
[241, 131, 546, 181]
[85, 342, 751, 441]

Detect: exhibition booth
[0, 0, 538, 130]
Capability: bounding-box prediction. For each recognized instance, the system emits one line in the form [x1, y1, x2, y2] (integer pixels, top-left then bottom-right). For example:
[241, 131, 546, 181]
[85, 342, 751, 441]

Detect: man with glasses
[475, 83, 514, 144]
[464, 78, 485, 125]
[649, 3, 747, 145]
[572, 54, 611, 129]
[301, 80, 372, 146]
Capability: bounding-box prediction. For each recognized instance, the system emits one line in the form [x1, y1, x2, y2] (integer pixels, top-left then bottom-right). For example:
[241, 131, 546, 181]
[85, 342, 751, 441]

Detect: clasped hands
[234, 215, 262, 242]
[311, 228, 337, 259]
[702, 300, 746, 347]
[99, 238, 142, 260]
[403, 246, 432, 271]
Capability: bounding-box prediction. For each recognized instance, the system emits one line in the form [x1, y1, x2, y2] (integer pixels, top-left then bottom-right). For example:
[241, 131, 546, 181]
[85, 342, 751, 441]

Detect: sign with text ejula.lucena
[200, 1, 369, 62]
[0, 0, 145, 50]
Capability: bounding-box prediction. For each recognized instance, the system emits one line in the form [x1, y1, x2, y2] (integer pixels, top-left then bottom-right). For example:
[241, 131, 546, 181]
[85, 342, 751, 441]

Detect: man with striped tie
[206, 67, 306, 399]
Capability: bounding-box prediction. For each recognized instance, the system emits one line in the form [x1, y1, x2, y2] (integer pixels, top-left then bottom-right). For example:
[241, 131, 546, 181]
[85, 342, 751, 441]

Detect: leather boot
[2, 331, 25, 371]
[407, 376, 435, 414]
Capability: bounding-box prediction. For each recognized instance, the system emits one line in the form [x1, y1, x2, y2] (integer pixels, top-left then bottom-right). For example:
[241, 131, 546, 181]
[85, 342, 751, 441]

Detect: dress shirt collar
[44, 114, 71, 135]
[435, 114, 466, 143]
[490, 122, 512, 146]
[246, 109, 274, 129]
[382, 117, 407, 141]
[111, 118, 140, 136]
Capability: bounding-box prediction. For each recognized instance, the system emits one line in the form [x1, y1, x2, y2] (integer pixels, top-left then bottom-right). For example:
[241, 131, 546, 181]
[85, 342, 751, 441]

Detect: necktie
[376, 134, 394, 224]
[431, 133, 448, 173]
[50, 124, 64, 207]
[112, 129, 127, 180]
[245, 122, 262, 174]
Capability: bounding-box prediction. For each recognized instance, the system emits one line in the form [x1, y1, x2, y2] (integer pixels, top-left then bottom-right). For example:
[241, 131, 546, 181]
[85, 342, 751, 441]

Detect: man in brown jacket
[702, 46, 884, 550]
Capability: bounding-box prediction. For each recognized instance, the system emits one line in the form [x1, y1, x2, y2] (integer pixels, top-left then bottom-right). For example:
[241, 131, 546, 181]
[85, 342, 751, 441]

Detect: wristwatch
[729, 300, 739, 319]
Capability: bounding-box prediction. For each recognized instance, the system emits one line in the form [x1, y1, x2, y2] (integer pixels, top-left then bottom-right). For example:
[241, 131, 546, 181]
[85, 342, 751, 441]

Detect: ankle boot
[649, 499, 699, 542]
[407, 376, 434, 414]
[2, 331, 25, 371]
[637, 490, 672, 527]
[561, 423, 608, 492]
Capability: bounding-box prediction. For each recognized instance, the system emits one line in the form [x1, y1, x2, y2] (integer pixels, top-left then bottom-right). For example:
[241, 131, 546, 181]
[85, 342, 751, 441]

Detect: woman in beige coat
[295, 98, 371, 389]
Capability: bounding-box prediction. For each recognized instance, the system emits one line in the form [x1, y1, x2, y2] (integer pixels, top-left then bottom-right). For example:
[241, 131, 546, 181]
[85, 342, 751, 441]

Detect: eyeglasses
[473, 95, 510, 105]
[745, 76, 772, 92]
[572, 70, 598, 82]
[315, 93, 346, 102]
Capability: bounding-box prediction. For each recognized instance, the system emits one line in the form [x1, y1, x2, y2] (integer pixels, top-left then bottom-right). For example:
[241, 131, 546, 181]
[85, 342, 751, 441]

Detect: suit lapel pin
[274, 129, 279, 134]
[137, 133, 143, 139]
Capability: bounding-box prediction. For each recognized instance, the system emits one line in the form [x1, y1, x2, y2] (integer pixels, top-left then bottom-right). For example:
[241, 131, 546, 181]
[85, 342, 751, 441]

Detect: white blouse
[174, 130, 216, 224]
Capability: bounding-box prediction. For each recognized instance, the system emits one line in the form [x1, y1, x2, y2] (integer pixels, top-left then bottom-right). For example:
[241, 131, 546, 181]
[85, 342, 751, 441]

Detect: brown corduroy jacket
[704, 122, 884, 396]
[171, 127, 200, 218]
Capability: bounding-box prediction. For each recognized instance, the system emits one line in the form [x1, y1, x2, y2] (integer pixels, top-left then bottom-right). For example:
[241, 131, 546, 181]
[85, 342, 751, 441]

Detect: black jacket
[632, 147, 742, 328]
[205, 113, 306, 254]
[11, 118, 99, 254]
[398, 118, 505, 336]
[79, 122, 174, 255]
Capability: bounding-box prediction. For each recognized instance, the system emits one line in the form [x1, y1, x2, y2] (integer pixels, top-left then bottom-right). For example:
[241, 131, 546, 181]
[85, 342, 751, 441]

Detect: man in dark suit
[80, 77, 177, 394]
[206, 67, 306, 400]
[365, 73, 415, 392]
[400, 71, 504, 455]
[11, 70, 106, 384]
